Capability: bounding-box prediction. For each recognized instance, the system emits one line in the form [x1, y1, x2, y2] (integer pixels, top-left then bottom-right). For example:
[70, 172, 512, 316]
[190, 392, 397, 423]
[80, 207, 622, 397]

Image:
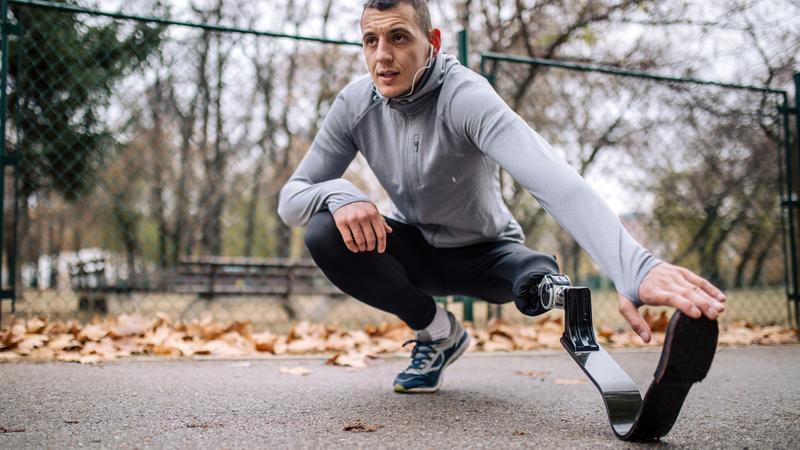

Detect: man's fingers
[655, 288, 702, 319]
[680, 284, 721, 320]
[334, 222, 358, 253]
[331, 203, 392, 253]
[372, 217, 388, 253]
[618, 296, 651, 343]
[349, 222, 367, 252]
[680, 268, 726, 302]
[360, 221, 377, 252]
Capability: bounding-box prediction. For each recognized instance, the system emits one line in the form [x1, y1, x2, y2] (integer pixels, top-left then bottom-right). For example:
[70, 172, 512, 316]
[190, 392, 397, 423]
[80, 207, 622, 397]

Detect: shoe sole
[394, 332, 471, 394]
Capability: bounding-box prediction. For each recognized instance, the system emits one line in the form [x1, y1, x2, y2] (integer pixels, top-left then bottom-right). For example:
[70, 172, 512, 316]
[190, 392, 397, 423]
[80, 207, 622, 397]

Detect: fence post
[0, 0, 17, 323]
[457, 29, 468, 67]
[793, 72, 800, 326]
[779, 95, 793, 326]
[456, 295, 474, 322]
[451, 30, 480, 324]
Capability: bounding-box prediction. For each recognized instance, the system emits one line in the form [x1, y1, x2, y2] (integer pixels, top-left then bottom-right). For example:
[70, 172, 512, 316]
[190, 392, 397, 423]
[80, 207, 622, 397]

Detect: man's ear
[429, 28, 442, 56]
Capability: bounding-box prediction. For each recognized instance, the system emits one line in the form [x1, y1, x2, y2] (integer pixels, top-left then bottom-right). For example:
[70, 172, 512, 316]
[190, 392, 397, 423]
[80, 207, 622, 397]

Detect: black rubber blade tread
[622, 311, 719, 441]
[562, 310, 718, 442]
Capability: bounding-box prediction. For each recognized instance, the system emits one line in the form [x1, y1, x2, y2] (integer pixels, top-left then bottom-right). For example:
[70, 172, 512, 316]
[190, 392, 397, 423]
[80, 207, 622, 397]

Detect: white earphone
[404, 43, 435, 97]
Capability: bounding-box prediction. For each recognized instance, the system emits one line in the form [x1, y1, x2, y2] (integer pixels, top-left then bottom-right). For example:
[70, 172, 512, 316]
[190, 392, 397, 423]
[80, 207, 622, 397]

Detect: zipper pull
[413, 134, 420, 153]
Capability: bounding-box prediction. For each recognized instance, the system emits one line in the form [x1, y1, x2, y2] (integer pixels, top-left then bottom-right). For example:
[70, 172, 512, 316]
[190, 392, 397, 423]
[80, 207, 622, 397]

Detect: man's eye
[393, 35, 408, 43]
[364, 37, 377, 46]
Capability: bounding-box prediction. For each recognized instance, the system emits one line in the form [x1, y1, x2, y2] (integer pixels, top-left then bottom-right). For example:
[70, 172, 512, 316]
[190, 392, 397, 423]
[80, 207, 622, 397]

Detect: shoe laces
[401, 339, 438, 374]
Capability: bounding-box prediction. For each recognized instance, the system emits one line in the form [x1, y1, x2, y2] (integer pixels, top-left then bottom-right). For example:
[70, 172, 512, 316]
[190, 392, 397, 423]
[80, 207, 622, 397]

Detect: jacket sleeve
[277, 93, 370, 227]
[451, 78, 661, 304]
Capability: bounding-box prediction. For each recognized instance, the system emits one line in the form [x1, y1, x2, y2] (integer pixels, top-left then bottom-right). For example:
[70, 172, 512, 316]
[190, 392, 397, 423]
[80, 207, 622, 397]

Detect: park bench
[171, 256, 344, 298]
[69, 256, 346, 319]
[69, 257, 127, 313]
[171, 256, 347, 320]
[69, 255, 495, 321]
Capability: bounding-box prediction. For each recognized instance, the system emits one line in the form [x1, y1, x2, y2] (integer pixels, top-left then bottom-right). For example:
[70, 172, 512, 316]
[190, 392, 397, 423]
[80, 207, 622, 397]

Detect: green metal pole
[0, 0, 8, 155]
[479, 54, 496, 86]
[794, 73, 800, 326]
[779, 96, 793, 325]
[446, 28, 476, 325]
[480, 52, 785, 95]
[8, 0, 362, 47]
[458, 295, 474, 322]
[457, 30, 468, 67]
[0, 0, 8, 323]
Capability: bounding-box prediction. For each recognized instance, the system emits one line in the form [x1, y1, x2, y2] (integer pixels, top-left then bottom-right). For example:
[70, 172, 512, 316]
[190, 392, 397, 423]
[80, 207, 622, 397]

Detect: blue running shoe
[393, 311, 471, 393]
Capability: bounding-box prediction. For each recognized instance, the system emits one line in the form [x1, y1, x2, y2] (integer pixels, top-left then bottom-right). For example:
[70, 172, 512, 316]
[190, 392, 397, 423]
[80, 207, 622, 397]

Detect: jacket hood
[372, 52, 461, 106]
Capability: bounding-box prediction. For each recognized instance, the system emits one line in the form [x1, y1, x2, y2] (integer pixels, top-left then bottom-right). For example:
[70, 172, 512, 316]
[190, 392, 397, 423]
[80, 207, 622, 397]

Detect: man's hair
[362, 0, 432, 35]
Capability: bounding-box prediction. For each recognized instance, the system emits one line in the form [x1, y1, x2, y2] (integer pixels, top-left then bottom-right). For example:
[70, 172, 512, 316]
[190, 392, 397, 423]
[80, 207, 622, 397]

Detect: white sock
[422, 304, 452, 341]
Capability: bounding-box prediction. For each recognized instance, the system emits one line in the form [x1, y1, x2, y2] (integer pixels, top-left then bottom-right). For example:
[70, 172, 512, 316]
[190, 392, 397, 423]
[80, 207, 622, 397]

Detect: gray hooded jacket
[278, 53, 660, 303]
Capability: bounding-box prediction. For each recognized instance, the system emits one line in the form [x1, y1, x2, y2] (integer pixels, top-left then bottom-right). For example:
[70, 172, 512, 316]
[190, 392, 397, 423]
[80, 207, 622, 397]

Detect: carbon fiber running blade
[561, 288, 718, 441]
[561, 341, 643, 438]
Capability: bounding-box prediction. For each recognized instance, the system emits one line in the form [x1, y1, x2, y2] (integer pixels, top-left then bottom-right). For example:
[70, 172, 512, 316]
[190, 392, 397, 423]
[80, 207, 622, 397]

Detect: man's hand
[618, 262, 726, 343]
[332, 202, 393, 253]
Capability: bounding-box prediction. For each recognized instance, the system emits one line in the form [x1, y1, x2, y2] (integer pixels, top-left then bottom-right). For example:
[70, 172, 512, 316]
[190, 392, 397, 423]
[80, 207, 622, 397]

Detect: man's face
[361, 4, 433, 98]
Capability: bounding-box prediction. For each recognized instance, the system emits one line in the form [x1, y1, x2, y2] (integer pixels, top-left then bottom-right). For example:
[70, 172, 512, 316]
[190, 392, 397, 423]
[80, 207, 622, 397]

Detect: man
[278, 0, 726, 393]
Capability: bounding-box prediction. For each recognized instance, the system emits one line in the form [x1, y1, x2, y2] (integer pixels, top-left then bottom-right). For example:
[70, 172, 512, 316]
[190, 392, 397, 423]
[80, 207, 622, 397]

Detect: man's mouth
[377, 70, 400, 83]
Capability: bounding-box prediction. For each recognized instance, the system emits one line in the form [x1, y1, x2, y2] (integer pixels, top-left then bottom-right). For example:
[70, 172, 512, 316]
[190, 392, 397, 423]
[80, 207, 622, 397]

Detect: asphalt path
[1, 346, 798, 449]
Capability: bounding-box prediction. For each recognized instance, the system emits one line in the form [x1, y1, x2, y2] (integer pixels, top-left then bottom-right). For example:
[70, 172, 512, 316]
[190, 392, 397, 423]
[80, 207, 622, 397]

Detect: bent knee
[304, 211, 343, 258]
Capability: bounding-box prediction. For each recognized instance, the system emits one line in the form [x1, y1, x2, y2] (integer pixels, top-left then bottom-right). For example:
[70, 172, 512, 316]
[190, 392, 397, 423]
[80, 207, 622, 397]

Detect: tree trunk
[242, 154, 266, 257]
[570, 239, 581, 283]
[200, 5, 228, 256]
[150, 79, 169, 269]
[749, 229, 779, 287]
[734, 231, 760, 288]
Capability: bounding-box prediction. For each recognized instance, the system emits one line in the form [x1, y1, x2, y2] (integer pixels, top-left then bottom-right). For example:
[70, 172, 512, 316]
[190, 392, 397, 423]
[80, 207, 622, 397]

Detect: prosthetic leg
[533, 274, 718, 441]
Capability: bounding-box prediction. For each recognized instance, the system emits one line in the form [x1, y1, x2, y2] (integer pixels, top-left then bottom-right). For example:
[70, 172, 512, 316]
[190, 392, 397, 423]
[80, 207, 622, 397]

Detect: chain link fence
[1, 0, 795, 331]
[482, 54, 794, 327]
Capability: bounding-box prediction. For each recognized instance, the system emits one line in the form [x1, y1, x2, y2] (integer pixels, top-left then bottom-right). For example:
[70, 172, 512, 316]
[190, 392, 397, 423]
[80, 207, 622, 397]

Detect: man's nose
[375, 38, 393, 63]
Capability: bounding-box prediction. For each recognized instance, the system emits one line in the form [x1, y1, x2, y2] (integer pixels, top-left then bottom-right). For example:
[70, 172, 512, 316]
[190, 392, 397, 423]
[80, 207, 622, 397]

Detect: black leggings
[304, 211, 559, 329]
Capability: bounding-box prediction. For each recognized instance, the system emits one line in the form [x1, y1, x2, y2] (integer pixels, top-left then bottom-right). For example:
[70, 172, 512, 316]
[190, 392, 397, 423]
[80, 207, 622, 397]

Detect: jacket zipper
[401, 118, 417, 220]
[412, 133, 421, 188]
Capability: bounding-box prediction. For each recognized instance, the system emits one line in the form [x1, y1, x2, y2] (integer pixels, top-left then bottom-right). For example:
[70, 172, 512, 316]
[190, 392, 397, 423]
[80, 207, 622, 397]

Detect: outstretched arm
[453, 77, 724, 339]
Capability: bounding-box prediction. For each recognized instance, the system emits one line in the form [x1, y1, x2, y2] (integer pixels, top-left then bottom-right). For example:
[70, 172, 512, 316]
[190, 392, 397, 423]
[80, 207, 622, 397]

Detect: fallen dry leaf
[47, 334, 82, 352]
[251, 332, 277, 352]
[326, 351, 369, 369]
[109, 314, 150, 338]
[26, 317, 47, 334]
[0, 352, 20, 361]
[597, 326, 615, 339]
[16, 334, 49, 354]
[286, 338, 322, 355]
[484, 335, 514, 352]
[0, 313, 796, 365]
[643, 310, 670, 332]
[78, 324, 108, 343]
[536, 330, 562, 349]
[279, 366, 311, 376]
[555, 378, 588, 385]
[56, 353, 102, 364]
[195, 339, 248, 357]
[343, 421, 383, 433]
[515, 370, 550, 378]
